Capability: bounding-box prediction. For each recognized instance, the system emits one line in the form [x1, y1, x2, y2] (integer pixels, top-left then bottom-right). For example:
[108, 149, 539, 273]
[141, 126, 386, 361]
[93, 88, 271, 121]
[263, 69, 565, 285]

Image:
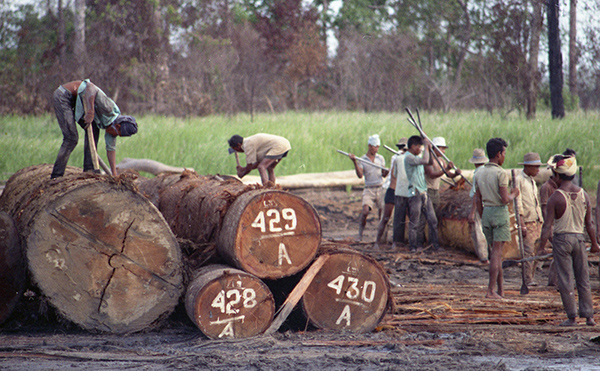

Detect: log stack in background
[0, 164, 184, 333]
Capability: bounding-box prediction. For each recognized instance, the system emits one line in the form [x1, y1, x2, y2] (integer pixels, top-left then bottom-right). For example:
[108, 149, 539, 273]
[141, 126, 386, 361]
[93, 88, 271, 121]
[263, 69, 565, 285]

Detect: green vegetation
[2, 111, 600, 190]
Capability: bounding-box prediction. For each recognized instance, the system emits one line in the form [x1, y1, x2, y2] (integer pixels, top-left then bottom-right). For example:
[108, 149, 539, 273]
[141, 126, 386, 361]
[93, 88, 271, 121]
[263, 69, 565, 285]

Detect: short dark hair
[486, 138, 508, 159]
[407, 135, 423, 148]
[563, 148, 576, 157]
[228, 134, 243, 148]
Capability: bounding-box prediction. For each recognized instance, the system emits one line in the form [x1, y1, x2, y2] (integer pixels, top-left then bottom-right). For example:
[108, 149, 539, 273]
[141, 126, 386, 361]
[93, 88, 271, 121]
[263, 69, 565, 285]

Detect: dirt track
[2, 186, 600, 370]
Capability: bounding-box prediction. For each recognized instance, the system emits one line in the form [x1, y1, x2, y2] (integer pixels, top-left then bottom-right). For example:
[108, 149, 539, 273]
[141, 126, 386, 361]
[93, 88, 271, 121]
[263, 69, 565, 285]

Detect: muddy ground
[2, 185, 600, 370]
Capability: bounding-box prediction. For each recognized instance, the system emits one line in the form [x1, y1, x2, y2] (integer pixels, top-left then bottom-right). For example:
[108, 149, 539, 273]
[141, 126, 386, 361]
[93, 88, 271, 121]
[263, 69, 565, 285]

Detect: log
[0, 211, 25, 325]
[0, 164, 184, 333]
[217, 189, 322, 279]
[300, 246, 391, 333]
[116, 158, 193, 175]
[438, 188, 521, 259]
[185, 264, 275, 339]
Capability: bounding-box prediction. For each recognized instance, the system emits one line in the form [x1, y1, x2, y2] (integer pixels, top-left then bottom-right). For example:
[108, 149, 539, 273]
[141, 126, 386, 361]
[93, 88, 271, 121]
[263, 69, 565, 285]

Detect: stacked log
[300, 245, 391, 333]
[0, 211, 24, 325]
[185, 265, 275, 339]
[0, 164, 184, 333]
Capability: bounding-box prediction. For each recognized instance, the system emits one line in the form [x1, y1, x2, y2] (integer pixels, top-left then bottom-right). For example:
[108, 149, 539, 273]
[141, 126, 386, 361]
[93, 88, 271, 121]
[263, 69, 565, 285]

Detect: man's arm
[107, 150, 117, 176]
[349, 154, 363, 179]
[237, 162, 258, 178]
[474, 187, 483, 217]
[82, 83, 98, 128]
[537, 192, 557, 254]
[499, 185, 519, 205]
[584, 191, 600, 253]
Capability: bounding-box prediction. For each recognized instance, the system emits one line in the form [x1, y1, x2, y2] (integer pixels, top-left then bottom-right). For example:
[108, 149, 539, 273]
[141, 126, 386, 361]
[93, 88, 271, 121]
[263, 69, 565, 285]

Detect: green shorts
[481, 206, 511, 245]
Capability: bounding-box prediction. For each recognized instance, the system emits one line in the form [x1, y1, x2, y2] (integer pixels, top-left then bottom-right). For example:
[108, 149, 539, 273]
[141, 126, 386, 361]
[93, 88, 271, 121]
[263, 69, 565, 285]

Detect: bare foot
[586, 318, 596, 326]
[485, 292, 504, 299]
[559, 318, 577, 327]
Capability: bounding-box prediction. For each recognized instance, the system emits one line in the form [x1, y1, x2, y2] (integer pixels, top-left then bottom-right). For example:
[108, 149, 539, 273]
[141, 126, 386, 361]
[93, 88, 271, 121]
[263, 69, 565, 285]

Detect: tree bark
[548, 0, 565, 118]
[57, 0, 66, 72]
[568, 0, 578, 101]
[73, 0, 86, 77]
[525, 0, 544, 120]
[0, 212, 25, 326]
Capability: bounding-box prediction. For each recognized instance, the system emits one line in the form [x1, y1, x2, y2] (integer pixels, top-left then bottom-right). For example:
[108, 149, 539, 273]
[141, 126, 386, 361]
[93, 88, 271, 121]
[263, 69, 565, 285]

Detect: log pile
[0, 165, 184, 333]
[0, 211, 24, 326]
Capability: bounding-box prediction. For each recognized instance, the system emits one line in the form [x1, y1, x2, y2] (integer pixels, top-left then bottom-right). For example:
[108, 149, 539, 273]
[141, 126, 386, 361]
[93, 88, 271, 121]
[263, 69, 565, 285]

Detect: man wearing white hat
[537, 154, 599, 326]
[467, 148, 489, 262]
[515, 152, 544, 287]
[348, 134, 389, 241]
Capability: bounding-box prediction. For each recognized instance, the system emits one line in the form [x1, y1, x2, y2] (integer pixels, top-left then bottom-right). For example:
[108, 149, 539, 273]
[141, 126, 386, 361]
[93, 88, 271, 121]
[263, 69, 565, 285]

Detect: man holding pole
[51, 79, 138, 178]
[348, 134, 388, 241]
[537, 154, 598, 326]
[514, 152, 544, 287]
[404, 135, 440, 252]
[473, 138, 519, 299]
[424, 137, 461, 210]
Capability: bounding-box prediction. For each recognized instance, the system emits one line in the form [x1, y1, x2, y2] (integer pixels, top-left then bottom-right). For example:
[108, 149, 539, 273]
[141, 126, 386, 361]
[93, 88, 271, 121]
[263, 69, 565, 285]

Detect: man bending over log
[51, 80, 138, 178]
[537, 154, 599, 326]
[473, 138, 519, 299]
[228, 133, 291, 186]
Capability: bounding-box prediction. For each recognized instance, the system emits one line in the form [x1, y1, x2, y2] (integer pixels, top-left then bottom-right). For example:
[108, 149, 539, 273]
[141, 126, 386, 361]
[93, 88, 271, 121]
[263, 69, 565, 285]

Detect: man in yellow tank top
[537, 154, 599, 326]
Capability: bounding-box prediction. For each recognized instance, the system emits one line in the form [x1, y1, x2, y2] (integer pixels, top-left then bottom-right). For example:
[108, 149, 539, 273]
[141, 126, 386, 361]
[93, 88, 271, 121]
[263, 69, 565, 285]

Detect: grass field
[1, 110, 600, 190]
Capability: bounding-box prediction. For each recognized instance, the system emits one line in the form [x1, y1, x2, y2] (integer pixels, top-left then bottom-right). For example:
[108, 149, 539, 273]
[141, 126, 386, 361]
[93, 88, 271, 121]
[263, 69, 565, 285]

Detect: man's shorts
[481, 206, 511, 245]
[362, 186, 383, 211]
[265, 150, 289, 160]
[384, 187, 395, 205]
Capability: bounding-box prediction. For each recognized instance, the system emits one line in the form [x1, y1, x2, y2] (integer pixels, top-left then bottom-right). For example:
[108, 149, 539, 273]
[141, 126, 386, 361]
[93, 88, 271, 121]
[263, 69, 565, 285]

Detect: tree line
[1, 0, 599, 118]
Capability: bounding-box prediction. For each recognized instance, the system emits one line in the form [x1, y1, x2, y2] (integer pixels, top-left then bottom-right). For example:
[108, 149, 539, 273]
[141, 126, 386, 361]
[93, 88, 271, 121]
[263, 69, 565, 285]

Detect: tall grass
[2, 110, 600, 190]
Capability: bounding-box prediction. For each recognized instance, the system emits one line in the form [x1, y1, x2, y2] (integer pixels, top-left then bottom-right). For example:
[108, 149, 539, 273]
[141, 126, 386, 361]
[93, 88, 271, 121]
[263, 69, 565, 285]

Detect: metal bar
[337, 149, 389, 172]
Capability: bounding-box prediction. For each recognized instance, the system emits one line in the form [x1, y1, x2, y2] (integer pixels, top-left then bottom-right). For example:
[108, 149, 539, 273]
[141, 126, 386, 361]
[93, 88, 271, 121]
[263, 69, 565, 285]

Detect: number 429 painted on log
[251, 208, 297, 233]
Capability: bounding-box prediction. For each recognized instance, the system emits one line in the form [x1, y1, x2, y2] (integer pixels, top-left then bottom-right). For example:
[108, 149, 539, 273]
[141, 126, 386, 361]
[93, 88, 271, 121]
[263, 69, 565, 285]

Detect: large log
[300, 246, 391, 333]
[0, 211, 25, 325]
[438, 188, 520, 259]
[185, 264, 275, 339]
[138, 172, 322, 280]
[217, 189, 322, 279]
[0, 164, 183, 333]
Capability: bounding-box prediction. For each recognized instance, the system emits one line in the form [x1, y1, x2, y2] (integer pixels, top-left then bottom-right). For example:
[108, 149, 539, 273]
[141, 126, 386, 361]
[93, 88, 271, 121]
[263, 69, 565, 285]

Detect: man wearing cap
[467, 148, 489, 262]
[405, 135, 440, 252]
[51, 79, 138, 178]
[514, 152, 544, 287]
[348, 134, 388, 241]
[537, 154, 599, 326]
[473, 138, 519, 299]
[228, 133, 291, 186]
[374, 138, 407, 249]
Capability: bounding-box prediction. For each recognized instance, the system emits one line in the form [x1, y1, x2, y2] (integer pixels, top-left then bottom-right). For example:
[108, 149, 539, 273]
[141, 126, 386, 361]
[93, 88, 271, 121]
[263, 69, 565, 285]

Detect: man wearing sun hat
[537, 154, 599, 326]
[467, 148, 489, 262]
[514, 152, 545, 287]
[424, 137, 461, 210]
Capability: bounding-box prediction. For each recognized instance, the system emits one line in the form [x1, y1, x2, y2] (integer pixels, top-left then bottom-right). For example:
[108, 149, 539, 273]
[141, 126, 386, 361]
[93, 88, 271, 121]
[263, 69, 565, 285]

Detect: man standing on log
[514, 152, 544, 286]
[467, 148, 490, 263]
[405, 135, 440, 252]
[537, 154, 598, 326]
[51, 80, 138, 178]
[374, 137, 407, 250]
[228, 133, 291, 186]
[347, 134, 388, 241]
[473, 138, 519, 299]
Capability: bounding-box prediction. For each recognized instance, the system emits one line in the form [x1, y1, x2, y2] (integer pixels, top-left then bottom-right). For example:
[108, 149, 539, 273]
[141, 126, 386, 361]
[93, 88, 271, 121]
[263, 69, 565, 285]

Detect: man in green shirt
[473, 138, 519, 299]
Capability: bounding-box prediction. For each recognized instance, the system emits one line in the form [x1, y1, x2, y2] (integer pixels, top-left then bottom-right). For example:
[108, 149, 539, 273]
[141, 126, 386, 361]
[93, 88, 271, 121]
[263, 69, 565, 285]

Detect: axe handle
[234, 152, 241, 167]
[86, 124, 100, 171]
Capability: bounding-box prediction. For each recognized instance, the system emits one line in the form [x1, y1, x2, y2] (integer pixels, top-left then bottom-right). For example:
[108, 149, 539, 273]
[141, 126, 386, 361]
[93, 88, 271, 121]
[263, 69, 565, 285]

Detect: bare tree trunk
[57, 0, 66, 72]
[73, 0, 87, 77]
[525, 0, 544, 120]
[568, 0, 578, 101]
[548, 0, 565, 118]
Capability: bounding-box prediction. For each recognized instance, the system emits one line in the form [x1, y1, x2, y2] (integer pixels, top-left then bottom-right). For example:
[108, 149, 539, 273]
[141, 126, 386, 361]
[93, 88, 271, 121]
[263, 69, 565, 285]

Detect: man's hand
[521, 224, 527, 238]
[590, 240, 600, 254]
[349, 153, 356, 161]
[236, 166, 245, 178]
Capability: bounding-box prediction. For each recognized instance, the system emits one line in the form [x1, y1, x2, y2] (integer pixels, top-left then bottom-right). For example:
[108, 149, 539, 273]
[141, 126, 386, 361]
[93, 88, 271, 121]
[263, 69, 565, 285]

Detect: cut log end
[0, 211, 25, 325]
[218, 190, 322, 280]
[185, 265, 275, 339]
[301, 250, 390, 333]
